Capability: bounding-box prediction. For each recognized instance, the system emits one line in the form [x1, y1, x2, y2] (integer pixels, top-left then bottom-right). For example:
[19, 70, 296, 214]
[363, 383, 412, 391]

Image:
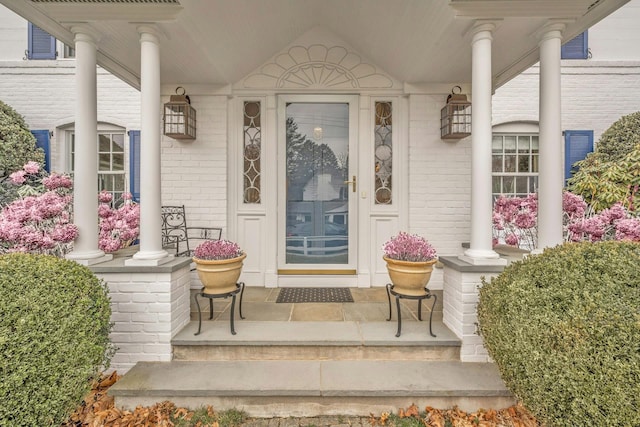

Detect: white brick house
[1, 0, 638, 371]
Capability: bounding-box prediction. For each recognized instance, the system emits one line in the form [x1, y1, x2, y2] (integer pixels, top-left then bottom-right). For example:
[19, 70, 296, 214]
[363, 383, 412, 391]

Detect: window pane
[492, 136, 503, 151]
[112, 134, 124, 152]
[518, 155, 530, 172]
[532, 136, 539, 153]
[504, 136, 516, 153]
[492, 155, 503, 172]
[99, 153, 110, 171]
[515, 176, 528, 194]
[101, 174, 114, 191]
[99, 134, 110, 152]
[504, 155, 517, 172]
[114, 175, 125, 191]
[503, 176, 514, 193]
[531, 154, 539, 172]
[530, 177, 538, 193]
[492, 176, 501, 193]
[112, 153, 124, 171]
[517, 136, 530, 153]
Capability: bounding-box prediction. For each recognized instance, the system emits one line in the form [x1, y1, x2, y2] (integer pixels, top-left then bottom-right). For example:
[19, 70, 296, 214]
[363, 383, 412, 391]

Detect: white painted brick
[112, 322, 144, 333]
[110, 312, 131, 323]
[117, 282, 153, 293]
[131, 293, 159, 303]
[118, 303, 151, 313]
[143, 323, 172, 333]
[131, 313, 159, 323]
[148, 302, 172, 313]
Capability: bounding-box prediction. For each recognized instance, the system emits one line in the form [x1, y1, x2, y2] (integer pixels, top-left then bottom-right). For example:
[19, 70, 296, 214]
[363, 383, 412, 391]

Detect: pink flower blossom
[615, 218, 640, 241]
[98, 193, 140, 252]
[98, 190, 113, 204]
[42, 173, 73, 190]
[505, 233, 519, 246]
[9, 170, 26, 184]
[23, 161, 41, 174]
[193, 239, 243, 260]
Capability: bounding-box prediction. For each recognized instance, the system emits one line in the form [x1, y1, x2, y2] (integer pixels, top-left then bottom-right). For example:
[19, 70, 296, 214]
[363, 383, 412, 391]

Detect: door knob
[343, 176, 356, 192]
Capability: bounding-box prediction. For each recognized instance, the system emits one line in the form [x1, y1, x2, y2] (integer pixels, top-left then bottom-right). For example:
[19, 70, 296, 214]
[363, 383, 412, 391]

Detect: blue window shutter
[28, 23, 56, 60]
[30, 130, 50, 172]
[129, 130, 141, 203]
[565, 130, 594, 183]
[561, 31, 588, 59]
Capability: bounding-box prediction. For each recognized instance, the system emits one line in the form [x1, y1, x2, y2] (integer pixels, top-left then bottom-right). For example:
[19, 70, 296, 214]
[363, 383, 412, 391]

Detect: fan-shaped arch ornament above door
[242, 45, 395, 90]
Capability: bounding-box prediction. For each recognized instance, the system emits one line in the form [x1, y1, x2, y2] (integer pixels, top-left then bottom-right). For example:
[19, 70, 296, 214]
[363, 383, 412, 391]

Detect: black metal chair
[386, 283, 438, 338]
[161, 205, 222, 257]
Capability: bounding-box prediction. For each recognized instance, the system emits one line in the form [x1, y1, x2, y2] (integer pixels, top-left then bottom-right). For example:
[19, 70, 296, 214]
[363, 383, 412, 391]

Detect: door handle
[343, 176, 356, 192]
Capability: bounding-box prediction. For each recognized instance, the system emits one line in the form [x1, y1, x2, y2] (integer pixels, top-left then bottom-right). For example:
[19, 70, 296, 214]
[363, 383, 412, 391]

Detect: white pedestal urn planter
[193, 253, 246, 294]
[383, 256, 437, 296]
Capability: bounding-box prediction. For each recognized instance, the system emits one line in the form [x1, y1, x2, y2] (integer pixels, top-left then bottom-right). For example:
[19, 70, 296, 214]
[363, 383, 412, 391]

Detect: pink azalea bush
[0, 162, 77, 256]
[383, 231, 437, 262]
[98, 191, 140, 253]
[193, 239, 243, 260]
[493, 191, 640, 250]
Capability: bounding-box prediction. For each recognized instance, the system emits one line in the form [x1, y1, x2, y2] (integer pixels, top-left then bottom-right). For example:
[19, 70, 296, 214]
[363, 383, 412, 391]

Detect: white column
[127, 25, 171, 266]
[537, 23, 565, 250]
[461, 22, 505, 266]
[66, 26, 111, 265]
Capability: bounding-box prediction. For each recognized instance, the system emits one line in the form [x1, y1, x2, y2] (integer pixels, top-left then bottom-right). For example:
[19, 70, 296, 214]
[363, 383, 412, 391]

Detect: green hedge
[596, 111, 640, 161]
[478, 242, 640, 427]
[0, 254, 113, 426]
[0, 100, 44, 177]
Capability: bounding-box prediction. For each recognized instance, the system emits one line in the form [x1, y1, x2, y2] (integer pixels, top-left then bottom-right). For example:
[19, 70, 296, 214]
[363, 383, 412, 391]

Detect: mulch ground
[62, 372, 541, 427]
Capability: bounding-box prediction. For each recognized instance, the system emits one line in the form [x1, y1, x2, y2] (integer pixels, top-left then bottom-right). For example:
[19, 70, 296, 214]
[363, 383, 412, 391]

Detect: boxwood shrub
[0, 253, 113, 426]
[478, 242, 640, 427]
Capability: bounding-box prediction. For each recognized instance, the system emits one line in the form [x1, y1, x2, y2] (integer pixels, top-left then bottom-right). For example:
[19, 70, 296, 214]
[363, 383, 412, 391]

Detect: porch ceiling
[0, 0, 631, 90]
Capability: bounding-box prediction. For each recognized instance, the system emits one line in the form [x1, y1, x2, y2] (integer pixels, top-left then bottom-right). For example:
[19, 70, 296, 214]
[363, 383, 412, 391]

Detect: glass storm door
[278, 96, 358, 274]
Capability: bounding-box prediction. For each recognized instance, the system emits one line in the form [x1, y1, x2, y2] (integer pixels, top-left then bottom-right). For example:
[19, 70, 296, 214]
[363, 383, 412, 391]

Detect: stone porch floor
[189, 286, 443, 323]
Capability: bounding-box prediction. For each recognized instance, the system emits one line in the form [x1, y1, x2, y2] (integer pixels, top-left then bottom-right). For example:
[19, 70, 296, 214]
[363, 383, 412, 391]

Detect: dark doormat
[276, 287, 354, 303]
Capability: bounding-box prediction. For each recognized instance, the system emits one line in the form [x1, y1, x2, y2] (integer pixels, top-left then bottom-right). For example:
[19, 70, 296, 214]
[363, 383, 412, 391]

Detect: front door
[277, 95, 358, 274]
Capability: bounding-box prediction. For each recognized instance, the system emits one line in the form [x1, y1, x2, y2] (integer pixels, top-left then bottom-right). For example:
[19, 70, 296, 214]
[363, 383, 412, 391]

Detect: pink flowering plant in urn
[383, 232, 437, 296]
[383, 231, 437, 262]
[193, 239, 243, 260]
[193, 239, 246, 294]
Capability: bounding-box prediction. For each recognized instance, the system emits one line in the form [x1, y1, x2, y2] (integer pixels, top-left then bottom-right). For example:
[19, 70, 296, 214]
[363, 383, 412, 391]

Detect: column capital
[535, 19, 573, 42]
[136, 24, 165, 44]
[466, 19, 502, 42]
[69, 23, 100, 46]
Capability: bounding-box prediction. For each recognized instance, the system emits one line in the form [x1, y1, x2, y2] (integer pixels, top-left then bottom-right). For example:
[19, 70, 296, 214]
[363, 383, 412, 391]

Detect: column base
[459, 249, 507, 266]
[66, 250, 113, 266]
[125, 250, 174, 266]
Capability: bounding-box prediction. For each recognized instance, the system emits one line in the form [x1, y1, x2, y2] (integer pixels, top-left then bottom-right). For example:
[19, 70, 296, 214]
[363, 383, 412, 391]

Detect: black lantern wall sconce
[440, 86, 471, 140]
[163, 87, 196, 140]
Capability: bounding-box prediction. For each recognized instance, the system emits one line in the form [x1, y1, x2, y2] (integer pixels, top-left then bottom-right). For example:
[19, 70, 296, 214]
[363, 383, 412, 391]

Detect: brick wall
[160, 95, 229, 237]
[493, 62, 640, 142]
[408, 94, 472, 288]
[95, 261, 191, 373]
[442, 261, 503, 362]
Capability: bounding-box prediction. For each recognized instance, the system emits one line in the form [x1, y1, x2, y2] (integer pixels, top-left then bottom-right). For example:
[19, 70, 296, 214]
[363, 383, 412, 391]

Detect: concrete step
[171, 321, 461, 361]
[109, 360, 514, 417]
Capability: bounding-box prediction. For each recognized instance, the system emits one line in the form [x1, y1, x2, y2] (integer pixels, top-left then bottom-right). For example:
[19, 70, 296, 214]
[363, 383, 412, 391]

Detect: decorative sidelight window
[374, 101, 392, 204]
[243, 101, 261, 203]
